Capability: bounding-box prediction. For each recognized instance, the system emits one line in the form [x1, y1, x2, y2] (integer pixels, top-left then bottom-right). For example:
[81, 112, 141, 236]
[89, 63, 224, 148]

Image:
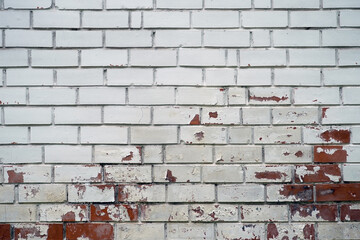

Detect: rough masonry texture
[0, 0, 360, 239]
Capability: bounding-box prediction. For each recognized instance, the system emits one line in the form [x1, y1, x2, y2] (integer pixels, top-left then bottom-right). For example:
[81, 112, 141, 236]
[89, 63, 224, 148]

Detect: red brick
[0, 224, 11, 240]
[340, 204, 360, 221]
[14, 224, 63, 240]
[295, 165, 341, 183]
[314, 146, 347, 163]
[66, 223, 114, 240]
[268, 184, 314, 202]
[290, 204, 338, 221]
[318, 129, 350, 144]
[317, 184, 360, 202]
[90, 204, 138, 222]
[267, 223, 315, 240]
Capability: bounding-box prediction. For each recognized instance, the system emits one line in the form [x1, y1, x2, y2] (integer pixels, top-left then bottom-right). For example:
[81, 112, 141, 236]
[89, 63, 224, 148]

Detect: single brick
[192, 11, 239, 28]
[295, 165, 341, 183]
[54, 165, 102, 183]
[107, 69, 153, 86]
[129, 87, 175, 105]
[190, 204, 238, 222]
[68, 185, 115, 203]
[66, 223, 114, 240]
[57, 69, 103, 86]
[240, 49, 286, 67]
[143, 11, 190, 28]
[153, 166, 201, 183]
[131, 126, 178, 144]
[0, 185, 14, 203]
[180, 126, 227, 144]
[340, 204, 360, 221]
[316, 184, 360, 202]
[254, 126, 301, 144]
[81, 49, 127, 67]
[249, 87, 290, 105]
[242, 11, 288, 28]
[202, 165, 244, 183]
[228, 127, 252, 144]
[141, 204, 188, 222]
[273, 107, 319, 125]
[322, 106, 360, 124]
[343, 164, 360, 181]
[204, 0, 251, 9]
[0, 146, 42, 164]
[179, 49, 226, 66]
[14, 224, 63, 240]
[4, 0, 51, 9]
[218, 184, 264, 202]
[165, 145, 213, 164]
[82, 11, 128, 28]
[314, 146, 347, 163]
[241, 205, 288, 222]
[79, 87, 126, 105]
[202, 107, 241, 125]
[274, 68, 321, 86]
[81, 126, 128, 144]
[215, 146, 262, 164]
[33, 11, 80, 28]
[290, 204, 338, 222]
[153, 106, 200, 125]
[245, 165, 292, 183]
[267, 223, 315, 240]
[54, 107, 101, 124]
[45, 145, 92, 164]
[39, 204, 88, 222]
[267, 184, 314, 202]
[167, 223, 214, 240]
[6, 69, 53, 86]
[157, 0, 202, 9]
[290, 11, 337, 27]
[104, 166, 152, 183]
[155, 30, 201, 47]
[19, 184, 66, 203]
[143, 146, 163, 164]
[118, 184, 166, 202]
[242, 107, 271, 125]
[216, 223, 265, 240]
[168, 184, 215, 202]
[90, 204, 138, 222]
[104, 106, 151, 124]
[0, 205, 37, 222]
[116, 223, 164, 240]
[56, 0, 102, 9]
[4, 165, 51, 183]
[177, 87, 225, 105]
[318, 223, 360, 239]
[0, 224, 10, 240]
[106, 0, 153, 9]
[294, 87, 340, 105]
[303, 126, 351, 144]
[94, 145, 142, 164]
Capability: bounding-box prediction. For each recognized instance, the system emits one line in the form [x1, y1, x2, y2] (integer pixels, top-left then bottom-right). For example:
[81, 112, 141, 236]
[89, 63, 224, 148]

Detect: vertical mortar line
[30, 10, 33, 29]
[51, 107, 55, 125]
[189, 11, 193, 29]
[1, 106, 4, 126]
[26, 87, 30, 105]
[80, 10, 83, 28]
[1, 29, 5, 48]
[234, 67, 238, 86]
[335, 49, 339, 67]
[201, 29, 204, 47]
[125, 87, 129, 104]
[225, 49, 228, 66]
[336, 10, 340, 28]
[52, 31, 56, 49]
[151, 30, 155, 48]
[91, 145, 95, 163]
[319, 0, 323, 9]
[320, 68, 324, 87]
[77, 126, 81, 145]
[101, 106, 104, 124]
[269, 30, 274, 48]
[75, 87, 80, 105]
[127, 49, 130, 67]
[202, 68, 206, 85]
[150, 106, 154, 125]
[126, 127, 131, 145]
[153, 68, 156, 85]
[103, 68, 108, 86]
[42, 145, 45, 164]
[271, 68, 275, 86]
[249, 31, 253, 48]
[319, 30, 322, 48]
[78, 50, 81, 68]
[28, 127, 31, 144]
[102, 30, 106, 48]
[339, 86, 343, 105]
[0, 0, 3, 9]
[28, 49, 32, 67]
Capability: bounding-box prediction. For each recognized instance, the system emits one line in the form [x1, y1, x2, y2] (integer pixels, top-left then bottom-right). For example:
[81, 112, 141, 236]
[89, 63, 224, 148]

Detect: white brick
[241, 205, 288, 222]
[193, 11, 239, 28]
[5, 107, 51, 125]
[273, 107, 319, 125]
[32, 50, 78, 67]
[0, 205, 36, 222]
[0, 11, 30, 28]
[107, 0, 152, 9]
[19, 184, 66, 203]
[322, 107, 360, 124]
[254, 0, 271, 8]
[190, 204, 238, 222]
[238, 69, 271, 86]
[343, 164, 360, 181]
[228, 88, 247, 105]
[179, 48, 226, 66]
[55, 107, 101, 124]
[344, 87, 360, 104]
[83, 11, 128, 28]
[324, 0, 360, 8]
[143, 146, 163, 164]
[117, 224, 164, 240]
[252, 30, 270, 47]
[45, 145, 92, 163]
[81, 126, 127, 144]
[155, 30, 201, 47]
[79, 87, 126, 105]
[143, 12, 190, 28]
[105, 166, 152, 183]
[218, 184, 264, 202]
[204, 0, 251, 9]
[289, 49, 335, 66]
[54, 165, 102, 183]
[29, 87, 76, 105]
[131, 126, 178, 144]
[68, 184, 115, 202]
[82, 49, 127, 67]
[318, 223, 360, 240]
[215, 146, 262, 163]
[217, 223, 265, 240]
[273, 30, 319, 47]
[177, 87, 225, 105]
[57, 69, 103, 86]
[228, 127, 252, 144]
[323, 30, 360, 47]
[343, 146, 360, 163]
[204, 30, 250, 47]
[119, 184, 165, 202]
[290, 11, 337, 27]
[131, 49, 177, 66]
[254, 126, 301, 144]
[340, 10, 360, 27]
[6, 30, 52, 47]
[275, 68, 321, 86]
[227, 49, 238, 66]
[0, 49, 28, 67]
[245, 165, 292, 183]
[153, 106, 199, 125]
[294, 87, 340, 105]
[0, 185, 14, 203]
[33, 11, 80, 28]
[242, 107, 271, 125]
[324, 68, 360, 86]
[104, 106, 151, 124]
[141, 204, 189, 222]
[108, 69, 153, 86]
[129, 87, 175, 105]
[180, 126, 227, 144]
[274, 0, 319, 8]
[165, 145, 212, 164]
[249, 87, 290, 105]
[106, 31, 152, 48]
[7, 69, 53, 86]
[242, 11, 288, 28]
[206, 69, 236, 86]
[0, 127, 27, 144]
[153, 166, 201, 183]
[168, 184, 215, 202]
[39, 204, 88, 222]
[56, 31, 102, 48]
[157, 0, 202, 9]
[56, 0, 102, 9]
[156, 68, 202, 86]
[167, 223, 214, 240]
[94, 145, 141, 164]
[0, 87, 26, 105]
[339, 49, 360, 66]
[131, 12, 142, 28]
[4, 165, 51, 183]
[202, 107, 240, 125]
[240, 49, 286, 67]
[4, 0, 51, 9]
[0, 146, 42, 164]
[203, 165, 243, 183]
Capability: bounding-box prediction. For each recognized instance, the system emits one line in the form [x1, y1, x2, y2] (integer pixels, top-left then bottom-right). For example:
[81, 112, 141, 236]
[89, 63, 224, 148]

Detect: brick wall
[0, 0, 360, 239]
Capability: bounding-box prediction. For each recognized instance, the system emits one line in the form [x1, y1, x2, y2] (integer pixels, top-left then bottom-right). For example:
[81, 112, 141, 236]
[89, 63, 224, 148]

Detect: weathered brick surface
[1, 1, 359, 238]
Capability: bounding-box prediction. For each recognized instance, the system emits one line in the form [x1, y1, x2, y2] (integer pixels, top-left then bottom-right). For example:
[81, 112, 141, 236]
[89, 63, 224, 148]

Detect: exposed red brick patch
[66, 223, 114, 240]
[314, 146, 347, 163]
[7, 170, 24, 183]
[118, 185, 130, 202]
[190, 114, 200, 125]
[295, 165, 341, 183]
[319, 129, 350, 143]
[340, 204, 360, 221]
[61, 205, 87, 222]
[295, 151, 303, 157]
[321, 107, 329, 118]
[90, 204, 138, 222]
[14, 224, 63, 240]
[165, 170, 177, 183]
[0, 224, 11, 240]
[279, 184, 313, 202]
[317, 184, 360, 202]
[122, 151, 134, 161]
[267, 223, 279, 239]
[250, 95, 288, 102]
[208, 111, 218, 118]
[303, 224, 316, 240]
[290, 204, 338, 221]
[136, 146, 142, 157]
[123, 204, 138, 221]
[255, 171, 286, 180]
[47, 224, 63, 240]
[194, 131, 204, 141]
[191, 206, 204, 216]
